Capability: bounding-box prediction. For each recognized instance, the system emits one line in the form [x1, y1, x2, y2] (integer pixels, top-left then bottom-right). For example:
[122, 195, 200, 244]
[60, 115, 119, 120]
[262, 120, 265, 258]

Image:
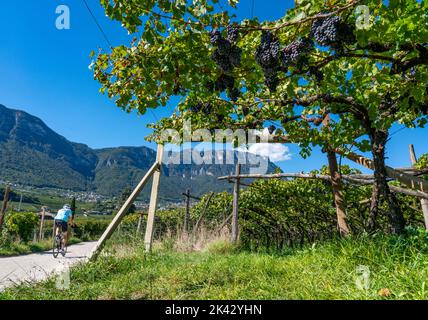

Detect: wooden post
[323, 114, 350, 236]
[409, 144, 428, 229]
[39, 206, 46, 240]
[193, 192, 215, 235]
[0, 185, 11, 230]
[89, 155, 161, 260]
[183, 189, 190, 233]
[144, 144, 164, 252]
[334, 148, 428, 193]
[53, 216, 56, 238]
[231, 164, 241, 244]
[327, 150, 350, 236]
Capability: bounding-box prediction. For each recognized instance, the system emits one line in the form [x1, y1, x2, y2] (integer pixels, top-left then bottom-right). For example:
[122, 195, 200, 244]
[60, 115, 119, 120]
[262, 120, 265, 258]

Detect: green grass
[0, 237, 81, 257]
[1, 233, 428, 300]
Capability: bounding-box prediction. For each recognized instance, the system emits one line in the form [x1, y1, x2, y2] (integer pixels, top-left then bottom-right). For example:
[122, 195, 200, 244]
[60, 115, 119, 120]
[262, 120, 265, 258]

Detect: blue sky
[0, 0, 426, 174]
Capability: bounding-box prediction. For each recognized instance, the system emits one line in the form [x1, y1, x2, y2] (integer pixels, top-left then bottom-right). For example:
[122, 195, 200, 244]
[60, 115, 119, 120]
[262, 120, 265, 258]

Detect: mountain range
[0, 104, 279, 202]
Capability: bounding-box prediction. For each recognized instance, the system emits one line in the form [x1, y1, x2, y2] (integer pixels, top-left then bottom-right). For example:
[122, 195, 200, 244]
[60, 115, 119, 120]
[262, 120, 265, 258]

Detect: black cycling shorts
[55, 220, 68, 232]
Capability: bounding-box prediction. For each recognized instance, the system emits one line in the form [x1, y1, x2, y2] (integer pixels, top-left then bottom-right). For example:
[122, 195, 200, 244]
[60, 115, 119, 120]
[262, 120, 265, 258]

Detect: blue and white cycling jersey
[55, 209, 72, 222]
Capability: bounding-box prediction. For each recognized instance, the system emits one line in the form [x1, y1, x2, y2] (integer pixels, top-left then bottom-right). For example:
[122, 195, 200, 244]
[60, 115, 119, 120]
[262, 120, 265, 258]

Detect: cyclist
[54, 204, 74, 252]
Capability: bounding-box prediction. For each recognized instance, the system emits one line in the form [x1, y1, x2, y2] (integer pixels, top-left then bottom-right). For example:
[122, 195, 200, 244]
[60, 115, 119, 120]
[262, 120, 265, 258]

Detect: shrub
[0, 228, 13, 247]
[156, 209, 185, 236]
[191, 192, 233, 230]
[73, 219, 110, 240]
[5, 212, 39, 242]
[122, 213, 140, 226]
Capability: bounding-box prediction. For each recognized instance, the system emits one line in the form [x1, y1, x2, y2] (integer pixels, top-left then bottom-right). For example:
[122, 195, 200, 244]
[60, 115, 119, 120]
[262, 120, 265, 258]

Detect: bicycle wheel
[53, 234, 61, 258]
[61, 237, 68, 257]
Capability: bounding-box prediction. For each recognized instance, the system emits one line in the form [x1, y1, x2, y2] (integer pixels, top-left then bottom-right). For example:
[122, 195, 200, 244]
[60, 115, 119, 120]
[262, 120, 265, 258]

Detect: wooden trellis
[218, 145, 428, 237]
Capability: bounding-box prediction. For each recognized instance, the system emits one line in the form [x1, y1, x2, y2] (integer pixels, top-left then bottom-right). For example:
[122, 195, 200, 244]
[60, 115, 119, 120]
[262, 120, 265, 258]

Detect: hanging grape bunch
[282, 37, 314, 68]
[215, 73, 234, 92]
[310, 15, 356, 48]
[189, 102, 213, 115]
[209, 24, 242, 102]
[209, 26, 242, 72]
[208, 73, 240, 102]
[255, 31, 283, 91]
[308, 66, 324, 83]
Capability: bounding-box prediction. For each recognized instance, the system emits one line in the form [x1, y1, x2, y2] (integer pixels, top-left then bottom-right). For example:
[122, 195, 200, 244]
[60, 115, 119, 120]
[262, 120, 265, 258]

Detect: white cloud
[239, 143, 292, 162]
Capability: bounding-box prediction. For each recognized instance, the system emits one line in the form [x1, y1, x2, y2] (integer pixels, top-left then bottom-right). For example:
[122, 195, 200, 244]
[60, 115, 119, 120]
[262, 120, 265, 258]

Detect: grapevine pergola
[91, 0, 427, 235]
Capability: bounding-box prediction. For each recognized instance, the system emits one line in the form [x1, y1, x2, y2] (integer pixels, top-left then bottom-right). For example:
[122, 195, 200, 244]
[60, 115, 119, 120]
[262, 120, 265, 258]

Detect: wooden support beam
[342, 175, 428, 200]
[193, 192, 215, 235]
[394, 168, 428, 175]
[231, 164, 241, 244]
[220, 171, 428, 201]
[218, 172, 331, 181]
[390, 185, 428, 201]
[335, 148, 428, 193]
[216, 213, 233, 234]
[183, 189, 191, 233]
[409, 144, 428, 229]
[327, 150, 350, 236]
[89, 158, 161, 261]
[144, 144, 164, 252]
[182, 192, 201, 201]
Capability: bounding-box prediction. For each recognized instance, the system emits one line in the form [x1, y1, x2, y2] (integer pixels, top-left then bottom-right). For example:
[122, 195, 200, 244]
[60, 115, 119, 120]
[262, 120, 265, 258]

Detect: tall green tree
[70, 197, 76, 219]
[92, 0, 427, 233]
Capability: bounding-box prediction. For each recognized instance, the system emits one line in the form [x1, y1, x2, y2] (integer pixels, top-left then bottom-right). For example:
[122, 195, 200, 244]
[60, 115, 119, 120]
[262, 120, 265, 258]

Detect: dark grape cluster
[211, 46, 242, 73]
[215, 74, 235, 92]
[282, 37, 314, 67]
[214, 74, 240, 102]
[208, 26, 242, 102]
[264, 69, 280, 92]
[206, 72, 240, 102]
[255, 31, 283, 91]
[308, 66, 324, 83]
[209, 30, 222, 46]
[310, 16, 356, 47]
[255, 31, 281, 68]
[190, 102, 212, 114]
[209, 28, 242, 73]
[226, 24, 239, 43]
[217, 113, 225, 122]
[227, 87, 240, 102]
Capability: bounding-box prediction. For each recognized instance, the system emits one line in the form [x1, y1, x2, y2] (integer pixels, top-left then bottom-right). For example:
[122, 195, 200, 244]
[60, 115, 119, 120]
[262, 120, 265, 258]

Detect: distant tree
[71, 197, 76, 219]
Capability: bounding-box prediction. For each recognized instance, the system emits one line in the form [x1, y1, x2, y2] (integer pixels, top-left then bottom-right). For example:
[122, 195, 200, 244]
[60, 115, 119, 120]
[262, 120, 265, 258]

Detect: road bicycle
[53, 223, 68, 258]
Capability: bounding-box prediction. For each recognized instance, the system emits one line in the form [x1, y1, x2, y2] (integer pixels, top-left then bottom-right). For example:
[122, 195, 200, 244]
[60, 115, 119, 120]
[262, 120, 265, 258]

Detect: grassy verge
[0, 237, 81, 257]
[1, 233, 428, 300]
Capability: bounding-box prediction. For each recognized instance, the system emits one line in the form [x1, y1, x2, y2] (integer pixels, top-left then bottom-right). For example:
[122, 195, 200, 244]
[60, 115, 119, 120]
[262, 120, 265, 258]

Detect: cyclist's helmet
[63, 204, 71, 210]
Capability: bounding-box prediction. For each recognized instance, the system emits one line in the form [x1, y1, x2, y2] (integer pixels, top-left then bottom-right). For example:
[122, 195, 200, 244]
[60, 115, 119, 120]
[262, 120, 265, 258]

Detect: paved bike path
[0, 241, 97, 291]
